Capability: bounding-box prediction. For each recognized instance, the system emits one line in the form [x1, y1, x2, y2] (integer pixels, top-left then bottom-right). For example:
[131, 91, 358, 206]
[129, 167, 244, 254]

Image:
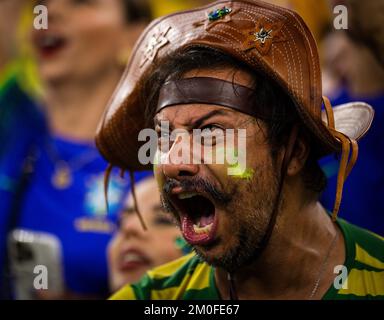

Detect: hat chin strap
[322, 96, 358, 220]
[103, 165, 148, 230]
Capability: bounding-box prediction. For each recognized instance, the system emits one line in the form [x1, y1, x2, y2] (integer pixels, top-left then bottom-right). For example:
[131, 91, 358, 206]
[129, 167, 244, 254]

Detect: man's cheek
[209, 146, 250, 179]
[153, 163, 165, 190]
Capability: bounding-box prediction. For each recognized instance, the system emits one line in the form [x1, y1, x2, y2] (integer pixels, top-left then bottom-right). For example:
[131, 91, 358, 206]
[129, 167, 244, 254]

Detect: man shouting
[97, 0, 384, 300]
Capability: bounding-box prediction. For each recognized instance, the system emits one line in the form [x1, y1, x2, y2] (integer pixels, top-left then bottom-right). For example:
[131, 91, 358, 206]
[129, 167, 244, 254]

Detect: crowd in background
[0, 0, 382, 299]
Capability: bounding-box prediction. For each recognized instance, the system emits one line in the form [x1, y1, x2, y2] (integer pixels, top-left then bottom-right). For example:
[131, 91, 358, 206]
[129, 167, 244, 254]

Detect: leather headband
[157, 77, 261, 117]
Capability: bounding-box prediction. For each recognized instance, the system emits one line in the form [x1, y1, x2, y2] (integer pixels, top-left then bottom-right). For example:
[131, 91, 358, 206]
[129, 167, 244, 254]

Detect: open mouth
[33, 32, 68, 58]
[118, 249, 151, 272]
[171, 192, 218, 246]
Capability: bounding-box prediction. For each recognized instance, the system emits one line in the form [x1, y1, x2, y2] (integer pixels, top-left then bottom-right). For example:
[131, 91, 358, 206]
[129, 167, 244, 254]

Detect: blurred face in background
[0, 0, 25, 69]
[31, 0, 131, 83]
[108, 178, 183, 292]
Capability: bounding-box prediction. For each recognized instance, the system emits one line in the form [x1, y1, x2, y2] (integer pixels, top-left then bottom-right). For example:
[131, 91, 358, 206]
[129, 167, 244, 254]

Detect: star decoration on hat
[241, 19, 286, 55]
[254, 27, 273, 44]
[140, 26, 171, 68]
[193, 7, 239, 31]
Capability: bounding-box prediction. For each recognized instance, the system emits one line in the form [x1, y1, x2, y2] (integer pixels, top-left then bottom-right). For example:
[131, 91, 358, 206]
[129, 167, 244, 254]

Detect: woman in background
[1, 0, 151, 299]
[108, 177, 187, 292]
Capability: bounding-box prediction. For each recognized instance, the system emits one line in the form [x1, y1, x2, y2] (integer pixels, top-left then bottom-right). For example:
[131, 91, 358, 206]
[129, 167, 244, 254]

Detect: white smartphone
[7, 229, 65, 300]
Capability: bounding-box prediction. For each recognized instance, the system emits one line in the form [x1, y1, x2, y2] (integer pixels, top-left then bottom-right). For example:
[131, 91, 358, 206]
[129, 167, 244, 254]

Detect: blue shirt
[18, 137, 152, 297]
[0, 76, 151, 298]
[320, 88, 384, 236]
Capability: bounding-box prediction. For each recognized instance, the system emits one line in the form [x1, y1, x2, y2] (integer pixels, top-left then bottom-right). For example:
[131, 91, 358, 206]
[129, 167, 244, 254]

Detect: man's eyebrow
[154, 109, 230, 128]
[191, 109, 230, 128]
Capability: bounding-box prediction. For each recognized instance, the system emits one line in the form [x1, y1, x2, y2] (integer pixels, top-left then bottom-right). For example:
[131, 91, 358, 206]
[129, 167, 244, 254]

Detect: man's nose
[162, 162, 199, 179]
[161, 133, 199, 179]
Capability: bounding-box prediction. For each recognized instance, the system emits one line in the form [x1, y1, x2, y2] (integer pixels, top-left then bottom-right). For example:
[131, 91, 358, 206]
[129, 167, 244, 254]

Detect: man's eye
[201, 124, 224, 135]
[198, 125, 224, 146]
[155, 128, 170, 139]
[157, 131, 171, 151]
[160, 131, 170, 138]
[201, 124, 220, 131]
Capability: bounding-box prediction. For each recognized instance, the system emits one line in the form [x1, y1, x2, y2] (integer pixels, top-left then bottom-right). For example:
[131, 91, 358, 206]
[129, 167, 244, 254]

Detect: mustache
[162, 177, 233, 205]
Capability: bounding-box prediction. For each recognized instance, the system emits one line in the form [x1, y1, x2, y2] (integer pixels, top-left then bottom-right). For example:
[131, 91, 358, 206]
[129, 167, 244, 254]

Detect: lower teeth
[193, 223, 212, 234]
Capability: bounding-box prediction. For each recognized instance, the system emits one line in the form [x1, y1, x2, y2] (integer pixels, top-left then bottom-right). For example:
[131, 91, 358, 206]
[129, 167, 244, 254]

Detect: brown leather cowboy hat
[96, 0, 374, 219]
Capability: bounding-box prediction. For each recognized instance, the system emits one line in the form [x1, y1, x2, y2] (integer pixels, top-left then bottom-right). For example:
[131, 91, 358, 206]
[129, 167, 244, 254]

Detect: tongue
[198, 214, 214, 227]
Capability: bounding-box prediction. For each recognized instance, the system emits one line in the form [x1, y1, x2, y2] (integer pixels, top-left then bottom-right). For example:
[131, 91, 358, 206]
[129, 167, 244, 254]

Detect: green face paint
[202, 146, 251, 178]
[225, 147, 249, 177]
[228, 165, 254, 180]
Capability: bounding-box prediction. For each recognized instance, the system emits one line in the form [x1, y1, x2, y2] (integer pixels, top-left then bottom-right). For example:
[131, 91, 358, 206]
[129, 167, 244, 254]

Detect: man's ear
[286, 134, 310, 176]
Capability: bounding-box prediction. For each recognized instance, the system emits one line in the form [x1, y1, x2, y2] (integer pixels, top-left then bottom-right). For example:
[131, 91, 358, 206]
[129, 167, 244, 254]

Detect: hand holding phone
[7, 229, 65, 300]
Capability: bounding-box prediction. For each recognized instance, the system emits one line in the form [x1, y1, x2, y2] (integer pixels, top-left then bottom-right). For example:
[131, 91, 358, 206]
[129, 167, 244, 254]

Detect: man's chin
[192, 236, 264, 272]
[192, 241, 235, 269]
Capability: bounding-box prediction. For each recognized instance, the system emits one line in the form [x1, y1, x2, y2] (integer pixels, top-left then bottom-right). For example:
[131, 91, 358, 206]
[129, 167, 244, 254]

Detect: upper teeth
[178, 192, 198, 200]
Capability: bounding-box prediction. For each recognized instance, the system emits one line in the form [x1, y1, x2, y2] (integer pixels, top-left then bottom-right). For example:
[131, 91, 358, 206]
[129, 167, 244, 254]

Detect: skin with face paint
[154, 67, 346, 299]
[108, 178, 182, 292]
[155, 68, 278, 269]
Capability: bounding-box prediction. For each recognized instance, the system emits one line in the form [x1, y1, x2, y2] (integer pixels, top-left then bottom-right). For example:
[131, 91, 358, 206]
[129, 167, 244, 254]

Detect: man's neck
[42, 68, 121, 141]
[215, 199, 345, 300]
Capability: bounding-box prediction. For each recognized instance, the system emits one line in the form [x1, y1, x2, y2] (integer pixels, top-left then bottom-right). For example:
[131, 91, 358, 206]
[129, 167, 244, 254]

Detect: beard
[160, 159, 280, 272]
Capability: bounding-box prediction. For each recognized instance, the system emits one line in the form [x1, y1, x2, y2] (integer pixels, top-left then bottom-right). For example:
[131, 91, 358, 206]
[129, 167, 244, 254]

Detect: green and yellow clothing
[110, 219, 384, 300]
